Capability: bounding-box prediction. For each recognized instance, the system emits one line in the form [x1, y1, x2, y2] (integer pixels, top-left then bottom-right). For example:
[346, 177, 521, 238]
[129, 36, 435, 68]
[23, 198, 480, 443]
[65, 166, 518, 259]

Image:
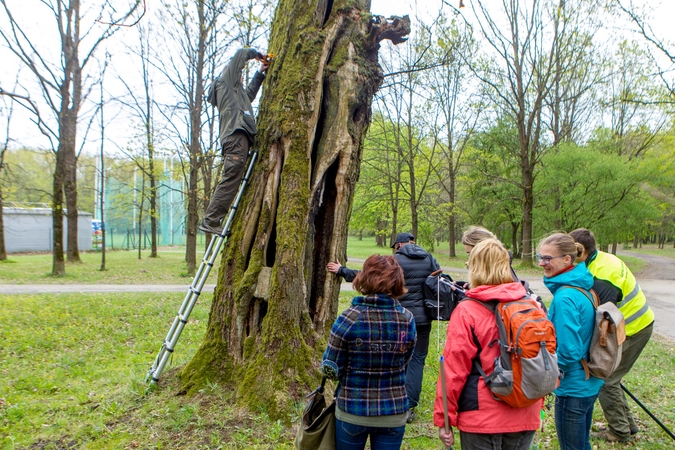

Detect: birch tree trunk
[181, 0, 409, 418]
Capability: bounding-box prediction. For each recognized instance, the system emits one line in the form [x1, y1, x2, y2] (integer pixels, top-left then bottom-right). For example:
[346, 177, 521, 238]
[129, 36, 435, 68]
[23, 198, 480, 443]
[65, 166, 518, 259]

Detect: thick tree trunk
[147, 113, 158, 258]
[519, 128, 534, 267]
[521, 181, 534, 267]
[65, 143, 79, 262]
[448, 151, 456, 258]
[181, 0, 409, 418]
[137, 174, 144, 259]
[184, 1, 209, 276]
[52, 148, 67, 275]
[185, 161, 199, 273]
[149, 167, 158, 257]
[0, 182, 5, 261]
[511, 221, 520, 257]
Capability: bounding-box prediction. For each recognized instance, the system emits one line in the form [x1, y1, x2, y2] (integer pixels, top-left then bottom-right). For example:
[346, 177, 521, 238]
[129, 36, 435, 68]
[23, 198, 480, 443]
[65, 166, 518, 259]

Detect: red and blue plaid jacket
[321, 294, 417, 417]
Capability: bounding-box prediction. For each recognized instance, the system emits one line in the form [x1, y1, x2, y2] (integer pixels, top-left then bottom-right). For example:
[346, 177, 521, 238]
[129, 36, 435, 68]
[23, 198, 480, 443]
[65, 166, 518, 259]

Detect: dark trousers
[203, 131, 250, 227]
[598, 321, 653, 439]
[405, 323, 431, 409]
[459, 430, 535, 450]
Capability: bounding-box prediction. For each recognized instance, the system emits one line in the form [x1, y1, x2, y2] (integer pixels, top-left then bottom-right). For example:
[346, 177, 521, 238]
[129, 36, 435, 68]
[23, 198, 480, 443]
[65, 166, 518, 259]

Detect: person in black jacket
[327, 232, 440, 423]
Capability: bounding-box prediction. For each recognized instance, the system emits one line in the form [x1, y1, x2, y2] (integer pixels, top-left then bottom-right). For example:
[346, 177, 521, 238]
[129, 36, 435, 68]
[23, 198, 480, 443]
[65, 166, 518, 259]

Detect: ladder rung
[148, 148, 258, 384]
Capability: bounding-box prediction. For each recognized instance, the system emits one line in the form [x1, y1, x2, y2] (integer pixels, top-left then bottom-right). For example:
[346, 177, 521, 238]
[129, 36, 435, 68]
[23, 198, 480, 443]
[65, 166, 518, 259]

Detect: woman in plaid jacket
[322, 255, 417, 450]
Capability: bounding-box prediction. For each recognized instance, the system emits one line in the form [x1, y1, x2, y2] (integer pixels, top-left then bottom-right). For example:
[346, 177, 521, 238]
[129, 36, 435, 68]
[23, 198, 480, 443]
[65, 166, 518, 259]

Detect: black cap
[390, 232, 415, 248]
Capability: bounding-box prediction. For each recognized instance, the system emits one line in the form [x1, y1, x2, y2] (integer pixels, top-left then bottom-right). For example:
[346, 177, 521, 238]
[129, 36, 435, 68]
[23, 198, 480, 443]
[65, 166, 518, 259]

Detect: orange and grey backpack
[473, 297, 560, 408]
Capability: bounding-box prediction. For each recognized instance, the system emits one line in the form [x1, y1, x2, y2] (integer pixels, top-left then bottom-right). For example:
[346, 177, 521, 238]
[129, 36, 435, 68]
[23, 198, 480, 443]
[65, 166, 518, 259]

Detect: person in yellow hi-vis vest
[570, 228, 654, 443]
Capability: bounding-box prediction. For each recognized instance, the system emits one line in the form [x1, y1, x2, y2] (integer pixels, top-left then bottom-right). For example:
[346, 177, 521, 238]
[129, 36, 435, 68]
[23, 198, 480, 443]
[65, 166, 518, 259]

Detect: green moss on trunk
[179, 0, 407, 420]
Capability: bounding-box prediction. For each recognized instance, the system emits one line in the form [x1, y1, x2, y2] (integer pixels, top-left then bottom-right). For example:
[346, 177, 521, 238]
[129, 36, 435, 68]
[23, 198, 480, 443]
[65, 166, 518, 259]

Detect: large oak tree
[180, 0, 409, 418]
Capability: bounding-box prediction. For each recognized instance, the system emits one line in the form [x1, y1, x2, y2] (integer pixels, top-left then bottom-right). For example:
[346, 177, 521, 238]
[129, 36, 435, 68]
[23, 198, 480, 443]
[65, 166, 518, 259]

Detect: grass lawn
[0, 247, 215, 285]
[0, 238, 657, 287]
[2, 291, 675, 449]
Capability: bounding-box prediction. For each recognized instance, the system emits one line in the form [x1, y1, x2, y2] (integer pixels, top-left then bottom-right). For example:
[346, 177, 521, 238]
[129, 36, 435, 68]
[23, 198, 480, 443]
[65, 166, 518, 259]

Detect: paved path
[616, 250, 675, 342]
[1, 251, 672, 341]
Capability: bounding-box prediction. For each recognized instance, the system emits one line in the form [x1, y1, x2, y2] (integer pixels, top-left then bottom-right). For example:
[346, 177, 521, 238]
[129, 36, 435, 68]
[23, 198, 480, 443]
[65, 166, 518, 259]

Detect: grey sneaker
[199, 219, 223, 235]
[406, 408, 416, 423]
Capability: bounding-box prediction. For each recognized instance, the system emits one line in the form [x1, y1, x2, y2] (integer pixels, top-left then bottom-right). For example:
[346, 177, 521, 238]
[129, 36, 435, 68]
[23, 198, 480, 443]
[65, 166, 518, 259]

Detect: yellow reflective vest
[585, 250, 654, 336]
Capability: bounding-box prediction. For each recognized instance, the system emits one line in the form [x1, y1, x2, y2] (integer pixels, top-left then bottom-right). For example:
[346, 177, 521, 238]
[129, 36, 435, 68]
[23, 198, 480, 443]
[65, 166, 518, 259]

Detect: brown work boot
[199, 219, 223, 236]
[591, 430, 630, 443]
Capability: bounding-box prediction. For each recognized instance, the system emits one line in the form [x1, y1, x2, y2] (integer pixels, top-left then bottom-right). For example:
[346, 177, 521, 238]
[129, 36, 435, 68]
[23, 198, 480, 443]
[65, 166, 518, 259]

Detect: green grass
[0, 238, 655, 287]
[0, 247, 219, 284]
[2, 290, 675, 449]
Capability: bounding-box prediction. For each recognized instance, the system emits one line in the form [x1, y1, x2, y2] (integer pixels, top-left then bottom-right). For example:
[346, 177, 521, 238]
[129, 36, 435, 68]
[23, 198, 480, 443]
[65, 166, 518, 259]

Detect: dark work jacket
[337, 244, 440, 326]
[209, 48, 265, 146]
[395, 244, 440, 326]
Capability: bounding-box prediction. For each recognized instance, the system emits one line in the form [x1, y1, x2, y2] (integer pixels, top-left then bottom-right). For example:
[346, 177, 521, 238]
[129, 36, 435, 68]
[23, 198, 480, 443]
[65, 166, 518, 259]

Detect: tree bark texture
[52, 148, 66, 275]
[0, 181, 5, 261]
[181, 0, 409, 419]
[63, 1, 83, 264]
[184, 0, 210, 276]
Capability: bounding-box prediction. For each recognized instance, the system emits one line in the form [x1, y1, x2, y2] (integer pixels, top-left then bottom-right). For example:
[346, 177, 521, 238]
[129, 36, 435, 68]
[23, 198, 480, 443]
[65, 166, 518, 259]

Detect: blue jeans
[554, 394, 598, 450]
[335, 418, 405, 450]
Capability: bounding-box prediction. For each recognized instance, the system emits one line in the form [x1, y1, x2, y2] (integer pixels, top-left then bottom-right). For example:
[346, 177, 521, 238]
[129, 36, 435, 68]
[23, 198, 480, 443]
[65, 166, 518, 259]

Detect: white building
[3, 207, 93, 253]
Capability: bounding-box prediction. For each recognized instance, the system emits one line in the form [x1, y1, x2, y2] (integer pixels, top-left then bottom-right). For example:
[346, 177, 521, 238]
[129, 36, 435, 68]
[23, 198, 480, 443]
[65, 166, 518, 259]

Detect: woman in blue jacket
[538, 233, 603, 450]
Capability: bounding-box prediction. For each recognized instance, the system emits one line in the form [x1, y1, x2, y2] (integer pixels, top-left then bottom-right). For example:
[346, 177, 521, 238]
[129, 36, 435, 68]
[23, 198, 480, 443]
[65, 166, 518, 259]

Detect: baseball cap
[390, 232, 415, 248]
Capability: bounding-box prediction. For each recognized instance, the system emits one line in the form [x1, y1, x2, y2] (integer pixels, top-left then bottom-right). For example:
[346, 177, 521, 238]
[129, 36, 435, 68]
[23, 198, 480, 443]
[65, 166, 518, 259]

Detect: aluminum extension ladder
[146, 149, 258, 384]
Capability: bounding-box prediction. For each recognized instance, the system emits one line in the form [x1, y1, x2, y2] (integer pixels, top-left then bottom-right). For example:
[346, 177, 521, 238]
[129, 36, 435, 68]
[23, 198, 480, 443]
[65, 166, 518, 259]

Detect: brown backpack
[564, 286, 626, 380]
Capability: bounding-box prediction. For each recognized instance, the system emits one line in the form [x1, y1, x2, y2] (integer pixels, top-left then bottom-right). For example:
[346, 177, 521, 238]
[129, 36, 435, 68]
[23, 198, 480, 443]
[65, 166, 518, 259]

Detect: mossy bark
[181, 0, 409, 420]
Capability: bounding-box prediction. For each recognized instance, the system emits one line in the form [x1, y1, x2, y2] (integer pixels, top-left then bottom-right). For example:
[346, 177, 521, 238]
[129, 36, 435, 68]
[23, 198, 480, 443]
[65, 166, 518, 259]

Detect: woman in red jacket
[434, 239, 541, 449]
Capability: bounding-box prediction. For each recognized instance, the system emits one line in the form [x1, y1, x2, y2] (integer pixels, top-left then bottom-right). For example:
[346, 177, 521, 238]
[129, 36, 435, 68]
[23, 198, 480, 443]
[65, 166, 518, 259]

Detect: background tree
[460, 119, 525, 253]
[155, 0, 227, 275]
[180, 0, 410, 418]
[535, 141, 657, 242]
[351, 114, 402, 246]
[117, 22, 162, 258]
[375, 27, 443, 243]
[464, 0, 572, 266]
[615, 0, 675, 102]
[0, 0, 142, 274]
[425, 14, 481, 256]
[0, 91, 15, 260]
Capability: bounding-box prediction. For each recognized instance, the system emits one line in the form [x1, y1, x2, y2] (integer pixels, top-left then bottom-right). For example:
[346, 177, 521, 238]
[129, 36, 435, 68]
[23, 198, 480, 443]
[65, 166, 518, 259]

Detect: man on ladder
[200, 47, 270, 235]
[147, 48, 270, 384]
